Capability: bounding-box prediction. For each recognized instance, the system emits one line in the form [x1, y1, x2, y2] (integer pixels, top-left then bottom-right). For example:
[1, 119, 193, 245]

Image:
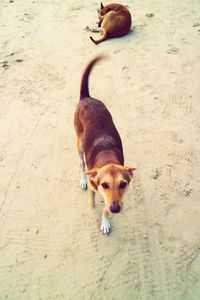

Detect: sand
[0, 0, 200, 299]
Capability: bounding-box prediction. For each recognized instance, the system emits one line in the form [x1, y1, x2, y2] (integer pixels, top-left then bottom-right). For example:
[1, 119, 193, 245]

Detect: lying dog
[90, 2, 132, 45]
[74, 56, 136, 235]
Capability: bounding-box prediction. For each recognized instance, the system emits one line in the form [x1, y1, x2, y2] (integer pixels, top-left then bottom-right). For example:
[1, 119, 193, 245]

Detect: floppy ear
[86, 169, 98, 179]
[101, 2, 104, 9]
[86, 169, 99, 190]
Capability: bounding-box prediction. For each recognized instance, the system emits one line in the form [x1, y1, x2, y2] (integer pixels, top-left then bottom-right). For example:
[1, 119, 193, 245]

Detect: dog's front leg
[88, 188, 95, 208]
[80, 160, 87, 191]
[86, 26, 103, 33]
[76, 136, 87, 191]
[101, 209, 111, 235]
[98, 16, 103, 27]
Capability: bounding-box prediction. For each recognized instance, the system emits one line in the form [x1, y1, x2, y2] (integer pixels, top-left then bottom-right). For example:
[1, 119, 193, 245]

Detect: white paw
[80, 173, 87, 190]
[101, 218, 111, 235]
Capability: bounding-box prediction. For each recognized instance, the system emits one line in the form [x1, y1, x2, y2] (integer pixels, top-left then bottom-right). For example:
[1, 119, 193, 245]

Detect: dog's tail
[80, 55, 105, 99]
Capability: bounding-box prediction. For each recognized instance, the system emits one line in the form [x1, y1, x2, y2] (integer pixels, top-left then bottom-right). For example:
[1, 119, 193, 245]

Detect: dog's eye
[101, 182, 109, 189]
[119, 182, 127, 189]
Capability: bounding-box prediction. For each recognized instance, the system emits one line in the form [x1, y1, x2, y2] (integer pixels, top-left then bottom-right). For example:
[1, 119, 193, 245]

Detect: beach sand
[0, 0, 200, 299]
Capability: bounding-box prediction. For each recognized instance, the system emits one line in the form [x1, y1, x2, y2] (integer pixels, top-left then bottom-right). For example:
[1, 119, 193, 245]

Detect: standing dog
[74, 56, 136, 235]
[90, 2, 132, 45]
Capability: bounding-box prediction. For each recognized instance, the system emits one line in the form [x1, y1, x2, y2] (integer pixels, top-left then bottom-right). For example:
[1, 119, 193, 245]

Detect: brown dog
[74, 56, 136, 235]
[90, 2, 132, 45]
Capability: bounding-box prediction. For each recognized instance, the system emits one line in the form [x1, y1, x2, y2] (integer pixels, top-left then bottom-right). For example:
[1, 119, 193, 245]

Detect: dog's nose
[110, 202, 121, 213]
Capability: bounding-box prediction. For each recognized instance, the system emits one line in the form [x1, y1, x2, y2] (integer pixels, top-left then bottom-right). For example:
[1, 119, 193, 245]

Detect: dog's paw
[80, 173, 87, 190]
[101, 218, 111, 235]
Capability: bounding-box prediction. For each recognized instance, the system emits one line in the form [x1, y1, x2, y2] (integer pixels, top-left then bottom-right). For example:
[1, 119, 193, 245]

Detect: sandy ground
[0, 0, 200, 299]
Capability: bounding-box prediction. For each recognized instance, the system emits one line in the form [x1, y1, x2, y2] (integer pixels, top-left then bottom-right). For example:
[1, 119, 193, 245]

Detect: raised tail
[80, 55, 105, 99]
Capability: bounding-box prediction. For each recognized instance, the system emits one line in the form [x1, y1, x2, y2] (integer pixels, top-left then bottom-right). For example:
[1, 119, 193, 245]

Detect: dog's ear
[86, 169, 98, 178]
[101, 2, 104, 9]
[126, 167, 137, 175]
[123, 167, 137, 182]
[86, 169, 99, 190]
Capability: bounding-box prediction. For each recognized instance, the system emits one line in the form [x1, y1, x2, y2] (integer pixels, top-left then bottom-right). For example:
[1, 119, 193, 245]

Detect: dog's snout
[110, 202, 121, 213]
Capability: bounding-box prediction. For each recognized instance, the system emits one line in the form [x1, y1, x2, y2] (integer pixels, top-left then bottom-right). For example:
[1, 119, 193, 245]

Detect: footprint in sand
[184, 183, 192, 197]
[15, 59, 23, 63]
[2, 62, 9, 70]
[193, 22, 200, 27]
[145, 13, 154, 18]
[167, 46, 180, 55]
[151, 168, 161, 180]
[1, 58, 23, 70]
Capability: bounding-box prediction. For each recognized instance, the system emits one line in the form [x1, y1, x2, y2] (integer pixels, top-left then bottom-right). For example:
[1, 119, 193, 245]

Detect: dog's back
[100, 3, 132, 37]
[74, 56, 124, 170]
[90, 3, 132, 44]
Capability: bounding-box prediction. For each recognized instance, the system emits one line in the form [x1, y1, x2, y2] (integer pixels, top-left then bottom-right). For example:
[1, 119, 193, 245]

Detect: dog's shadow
[118, 25, 144, 43]
[99, 26, 143, 49]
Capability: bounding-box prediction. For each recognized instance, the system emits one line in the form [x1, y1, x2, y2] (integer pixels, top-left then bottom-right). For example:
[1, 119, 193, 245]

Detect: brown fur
[74, 56, 136, 234]
[90, 3, 132, 45]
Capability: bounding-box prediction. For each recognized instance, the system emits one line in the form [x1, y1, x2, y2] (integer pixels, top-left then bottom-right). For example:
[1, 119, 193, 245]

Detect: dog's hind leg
[77, 136, 88, 190]
[74, 112, 88, 190]
[86, 26, 103, 33]
[90, 32, 108, 45]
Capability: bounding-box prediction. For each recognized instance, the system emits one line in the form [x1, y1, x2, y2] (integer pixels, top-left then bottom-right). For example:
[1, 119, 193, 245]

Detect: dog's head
[98, 3, 110, 16]
[97, 3, 111, 27]
[87, 164, 136, 213]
